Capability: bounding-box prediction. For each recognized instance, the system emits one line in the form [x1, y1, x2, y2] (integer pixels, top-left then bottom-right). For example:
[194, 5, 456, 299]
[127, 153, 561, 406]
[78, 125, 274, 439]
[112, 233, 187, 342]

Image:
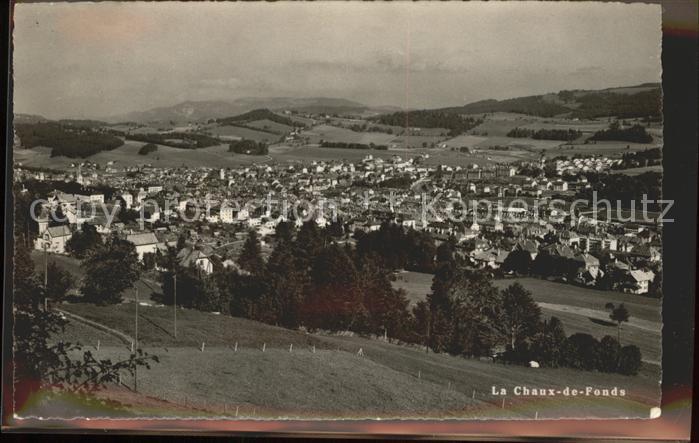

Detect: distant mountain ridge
[102, 97, 384, 124]
[439, 83, 661, 119]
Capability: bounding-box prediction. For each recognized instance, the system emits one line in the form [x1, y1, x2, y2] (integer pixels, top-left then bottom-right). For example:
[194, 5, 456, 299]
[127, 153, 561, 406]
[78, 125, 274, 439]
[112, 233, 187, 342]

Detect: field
[243, 119, 295, 135]
[301, 125, 396, 145]
[542, 141, 660, 159]
[393, 273, 661, 364]
[51, 301, 660, 419]
[612, 165, 663, 176]
[14, 141, 271, 170]
[205, 125, 280, 143]
[389, 135, 448, 149]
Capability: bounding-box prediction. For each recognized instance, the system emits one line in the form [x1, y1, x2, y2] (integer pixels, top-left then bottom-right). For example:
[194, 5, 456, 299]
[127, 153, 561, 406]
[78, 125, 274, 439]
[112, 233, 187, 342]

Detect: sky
[13, 2, 662, 120]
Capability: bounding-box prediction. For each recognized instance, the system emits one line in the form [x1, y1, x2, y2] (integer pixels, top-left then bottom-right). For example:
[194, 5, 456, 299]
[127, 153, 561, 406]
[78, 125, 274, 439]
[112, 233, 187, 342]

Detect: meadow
[55, 301, 660, 419]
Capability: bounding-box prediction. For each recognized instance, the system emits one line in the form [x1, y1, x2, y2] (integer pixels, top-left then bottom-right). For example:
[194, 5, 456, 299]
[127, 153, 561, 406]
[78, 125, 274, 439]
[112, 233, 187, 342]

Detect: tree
[237, 230, 264, 275]
[12, 234, 157, 411]
[80, 234, 140, 304]
[616, 345, 642, 375]
[609, 303, 630, 343]
[498, 283, 541, 350]
[13, 235, 43, 309]
[264, 245, 308, 328]
[274, 221, 295, 245]
[561, 333, 601, 371]
[529, 317, 567, 367]
[502, 249, 532, 275]
[302, 244, 366, 331]
[45, 261, 74, 303]
[597, 335, 621, 373]
[358, 254, 411, 339]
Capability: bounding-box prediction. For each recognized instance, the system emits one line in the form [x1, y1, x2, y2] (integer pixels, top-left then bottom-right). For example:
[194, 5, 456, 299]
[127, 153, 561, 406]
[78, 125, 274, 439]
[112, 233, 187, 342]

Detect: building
[126, 232, 160, 261]
[35, 225, 72, 254]
[177, 245, 215, 274]
[625, 270, 655, 294]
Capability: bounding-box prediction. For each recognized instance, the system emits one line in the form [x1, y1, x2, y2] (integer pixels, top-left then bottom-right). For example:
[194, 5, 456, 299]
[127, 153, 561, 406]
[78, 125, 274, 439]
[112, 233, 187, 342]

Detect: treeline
[15, 122, 124, 158]
[373, 110, 482, 136]
[420, 269, 642, 375]
[507, 127, 582, 141]
[138, 143, 158, 155]
[589, 122, 653, 143]
[66, 219, 643, 375]
[217, 108, 303, 128]
[320, 141, 388, 150]
[571, 89, 661, 120]
[153, 223, 413, 338]
[347, 123, 395, 134]
[229, 139, 268, 155]
[126, 132, 220, 149]
[441, 96, 570, 118]
[613, 148, 661, 169]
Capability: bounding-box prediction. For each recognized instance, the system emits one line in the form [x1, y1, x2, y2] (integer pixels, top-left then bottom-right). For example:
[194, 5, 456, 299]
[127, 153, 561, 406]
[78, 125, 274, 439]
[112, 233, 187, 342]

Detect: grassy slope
[57, 302, 659, 418]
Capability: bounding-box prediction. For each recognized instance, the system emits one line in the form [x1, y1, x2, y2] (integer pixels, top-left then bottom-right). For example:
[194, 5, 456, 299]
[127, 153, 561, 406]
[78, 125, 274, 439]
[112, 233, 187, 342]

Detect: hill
[216, 108, 301, 129]
[14, 121, 124, 158]
[56, 302, 659, 419]
[440, 83, 661, 119]
[102, 97, 374, 124]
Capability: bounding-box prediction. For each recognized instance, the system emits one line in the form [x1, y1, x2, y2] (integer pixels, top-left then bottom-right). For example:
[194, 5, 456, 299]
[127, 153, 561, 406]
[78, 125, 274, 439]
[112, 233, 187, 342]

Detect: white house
[126, 232, 160, 261]
[35, 225, 72, 254]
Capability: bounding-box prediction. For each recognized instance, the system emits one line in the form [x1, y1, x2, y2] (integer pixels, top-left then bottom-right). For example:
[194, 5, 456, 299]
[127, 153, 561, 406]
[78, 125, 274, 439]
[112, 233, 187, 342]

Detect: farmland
[301, 124, 396, 145]
[51, 301, 659, 419]
[14, 141, 271, 170]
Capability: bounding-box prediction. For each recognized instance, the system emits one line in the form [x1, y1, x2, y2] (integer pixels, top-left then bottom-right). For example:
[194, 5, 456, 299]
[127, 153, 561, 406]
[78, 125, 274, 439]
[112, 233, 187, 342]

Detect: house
[625, 269, 655, 294]
[35, 225, 73, 254]
[177, 245, 215, 274]
[126, 232, 160, 261]
[513, 239, 539, 260]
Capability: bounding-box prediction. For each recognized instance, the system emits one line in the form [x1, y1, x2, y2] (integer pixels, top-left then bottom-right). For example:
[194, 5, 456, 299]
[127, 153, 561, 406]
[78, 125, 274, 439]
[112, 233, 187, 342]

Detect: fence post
[262, 343, 266, 352]
[96, 340, 100, 351]
[501, 398, 505, 409]
[235, 406, 239, 417]
[201, 342, 205, 352]
[289, 343, 293, 352]
[234, 341, 238, 352]
[418, 370, 421, 379]
[472, 389, 475, 399]
[312, 345, 316, 353]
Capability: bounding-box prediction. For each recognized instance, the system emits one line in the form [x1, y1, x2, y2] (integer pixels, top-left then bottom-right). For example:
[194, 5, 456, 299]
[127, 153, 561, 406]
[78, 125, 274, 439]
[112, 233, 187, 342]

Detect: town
[16, 147, 661, 297]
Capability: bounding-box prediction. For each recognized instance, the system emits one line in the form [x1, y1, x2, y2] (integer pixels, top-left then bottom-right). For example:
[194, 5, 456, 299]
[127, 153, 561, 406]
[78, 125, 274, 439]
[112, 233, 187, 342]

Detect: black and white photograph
[4, 0, 690, 434]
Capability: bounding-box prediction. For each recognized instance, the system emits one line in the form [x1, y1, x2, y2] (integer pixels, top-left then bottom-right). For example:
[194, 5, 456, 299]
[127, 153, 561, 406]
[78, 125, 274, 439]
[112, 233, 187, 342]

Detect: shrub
[561, 333, 601, 371]
[597, 335, 621, 373]
[138, 143, 158, 155]
[617, 345, 642, 375]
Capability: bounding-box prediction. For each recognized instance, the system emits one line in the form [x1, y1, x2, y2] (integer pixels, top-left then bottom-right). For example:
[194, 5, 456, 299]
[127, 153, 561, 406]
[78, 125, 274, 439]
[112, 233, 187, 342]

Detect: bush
[138, 143, 158, 155]
[617, 345, 642, 375]
[561, 333, 600, 371]
[597, 335, 621, 373]
[229, 139, 268, 155]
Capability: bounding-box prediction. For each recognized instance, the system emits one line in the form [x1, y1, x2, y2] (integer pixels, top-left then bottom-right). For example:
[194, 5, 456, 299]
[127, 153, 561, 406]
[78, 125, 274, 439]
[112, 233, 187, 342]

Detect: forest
[15, 122, 124, 158]
[373, 110, 482, 136]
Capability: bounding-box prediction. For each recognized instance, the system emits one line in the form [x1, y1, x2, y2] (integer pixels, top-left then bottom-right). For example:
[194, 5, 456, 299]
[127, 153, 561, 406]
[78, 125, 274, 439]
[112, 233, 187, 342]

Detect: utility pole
[43, 238, 49, 311]
[134, 286, 139, 392]
[173, 273, 177, 340]
[135, 286, 139, 350]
